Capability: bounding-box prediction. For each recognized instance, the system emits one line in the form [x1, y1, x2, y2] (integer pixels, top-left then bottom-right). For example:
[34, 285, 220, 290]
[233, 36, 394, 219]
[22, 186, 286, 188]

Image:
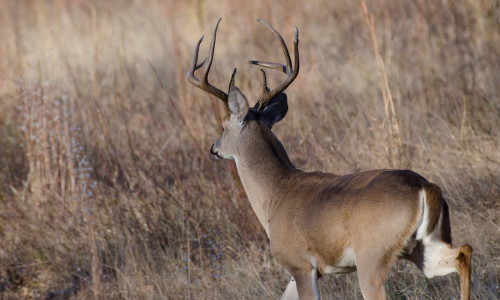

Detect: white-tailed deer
[187, 18, 472, 300]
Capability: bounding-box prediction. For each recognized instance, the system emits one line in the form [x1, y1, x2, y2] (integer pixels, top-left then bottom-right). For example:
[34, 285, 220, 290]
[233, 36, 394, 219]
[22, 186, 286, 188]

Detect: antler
[187, 18, 230, 117]
[247, 20, 299, 110]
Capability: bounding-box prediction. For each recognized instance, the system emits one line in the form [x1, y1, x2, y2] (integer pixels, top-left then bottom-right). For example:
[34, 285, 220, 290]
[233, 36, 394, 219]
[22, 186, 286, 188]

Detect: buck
[187, 18, 472, 300]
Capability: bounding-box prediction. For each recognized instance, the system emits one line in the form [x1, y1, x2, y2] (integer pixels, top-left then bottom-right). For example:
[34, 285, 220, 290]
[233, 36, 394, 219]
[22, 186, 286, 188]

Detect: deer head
[186, 18, 299, 161]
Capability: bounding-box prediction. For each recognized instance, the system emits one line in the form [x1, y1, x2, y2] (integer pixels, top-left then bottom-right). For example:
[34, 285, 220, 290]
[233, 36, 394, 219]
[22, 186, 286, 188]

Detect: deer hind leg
[355, 255, 389, 300]
[351, 245, 395, 300]
[410, 240, 472, 300]
[408, 190, 472, 300]
[457, 244, 472, 300]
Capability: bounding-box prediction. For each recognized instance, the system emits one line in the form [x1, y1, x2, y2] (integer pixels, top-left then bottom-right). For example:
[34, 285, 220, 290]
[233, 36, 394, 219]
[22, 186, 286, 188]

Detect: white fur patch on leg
[422, 241, 458, 278]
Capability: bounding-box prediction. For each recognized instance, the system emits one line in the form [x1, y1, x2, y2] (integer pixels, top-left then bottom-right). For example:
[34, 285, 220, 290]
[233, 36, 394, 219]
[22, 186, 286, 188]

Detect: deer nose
[210, 144, 222, 160]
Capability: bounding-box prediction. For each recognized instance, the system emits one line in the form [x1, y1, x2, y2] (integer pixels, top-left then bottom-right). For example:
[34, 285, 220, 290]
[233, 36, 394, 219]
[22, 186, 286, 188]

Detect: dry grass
[0, 0, 499, 299]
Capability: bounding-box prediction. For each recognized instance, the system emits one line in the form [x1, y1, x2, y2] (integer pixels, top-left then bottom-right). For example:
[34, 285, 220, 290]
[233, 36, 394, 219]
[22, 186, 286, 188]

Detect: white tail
[187, 18, 472, 300]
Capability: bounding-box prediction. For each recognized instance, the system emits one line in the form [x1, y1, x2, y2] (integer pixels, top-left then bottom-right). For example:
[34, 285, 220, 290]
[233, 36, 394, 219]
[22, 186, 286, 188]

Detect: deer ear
[228, 86, 249, 122]
[260, 93, 288, 129]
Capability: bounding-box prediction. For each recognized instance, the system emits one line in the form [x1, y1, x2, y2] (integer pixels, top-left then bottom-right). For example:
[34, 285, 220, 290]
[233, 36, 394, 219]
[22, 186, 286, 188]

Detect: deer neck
[233, 123, 296, 237]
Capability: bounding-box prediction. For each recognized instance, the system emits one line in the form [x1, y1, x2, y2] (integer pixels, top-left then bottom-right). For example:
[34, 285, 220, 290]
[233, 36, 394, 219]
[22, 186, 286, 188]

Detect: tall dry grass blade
[360, 0, 402, 167]
[91, 2, 100, 99]
[90, 225, 102, 299]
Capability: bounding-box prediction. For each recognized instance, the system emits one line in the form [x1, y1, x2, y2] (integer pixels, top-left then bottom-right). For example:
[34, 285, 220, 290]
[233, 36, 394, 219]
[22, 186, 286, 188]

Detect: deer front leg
[291, 269, 320, 300]
[281, 268, 320, 300]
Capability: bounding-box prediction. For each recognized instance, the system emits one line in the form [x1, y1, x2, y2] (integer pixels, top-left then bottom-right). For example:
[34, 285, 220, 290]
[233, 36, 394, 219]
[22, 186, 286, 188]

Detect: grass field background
[0, 0, 499, 298]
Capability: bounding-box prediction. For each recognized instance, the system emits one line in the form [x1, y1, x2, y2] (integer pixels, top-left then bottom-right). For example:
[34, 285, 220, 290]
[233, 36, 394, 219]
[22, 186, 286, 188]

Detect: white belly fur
[323, 246, 357, 274]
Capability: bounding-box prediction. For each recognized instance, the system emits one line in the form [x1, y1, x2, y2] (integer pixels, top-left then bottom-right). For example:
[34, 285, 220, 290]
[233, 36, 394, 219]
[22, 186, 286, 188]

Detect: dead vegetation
[0, 0, 499, 299]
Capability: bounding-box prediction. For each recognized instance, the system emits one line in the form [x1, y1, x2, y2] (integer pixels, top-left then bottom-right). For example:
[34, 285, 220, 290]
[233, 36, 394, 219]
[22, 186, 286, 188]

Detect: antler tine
[246, 60, 288, 74]
[248, 20, 300, 110]
[257, 19, 293, 74]
[246, 19, 291, 74]
[260, 69, 270, 94]
[188, 36, 207, 75]
[187, 18, 230, 116]
[254, 69, 271, 109]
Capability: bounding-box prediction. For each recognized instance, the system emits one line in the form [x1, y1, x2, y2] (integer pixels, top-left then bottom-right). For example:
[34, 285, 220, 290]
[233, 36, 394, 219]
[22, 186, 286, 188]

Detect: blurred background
[0, 0, 499, 298]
